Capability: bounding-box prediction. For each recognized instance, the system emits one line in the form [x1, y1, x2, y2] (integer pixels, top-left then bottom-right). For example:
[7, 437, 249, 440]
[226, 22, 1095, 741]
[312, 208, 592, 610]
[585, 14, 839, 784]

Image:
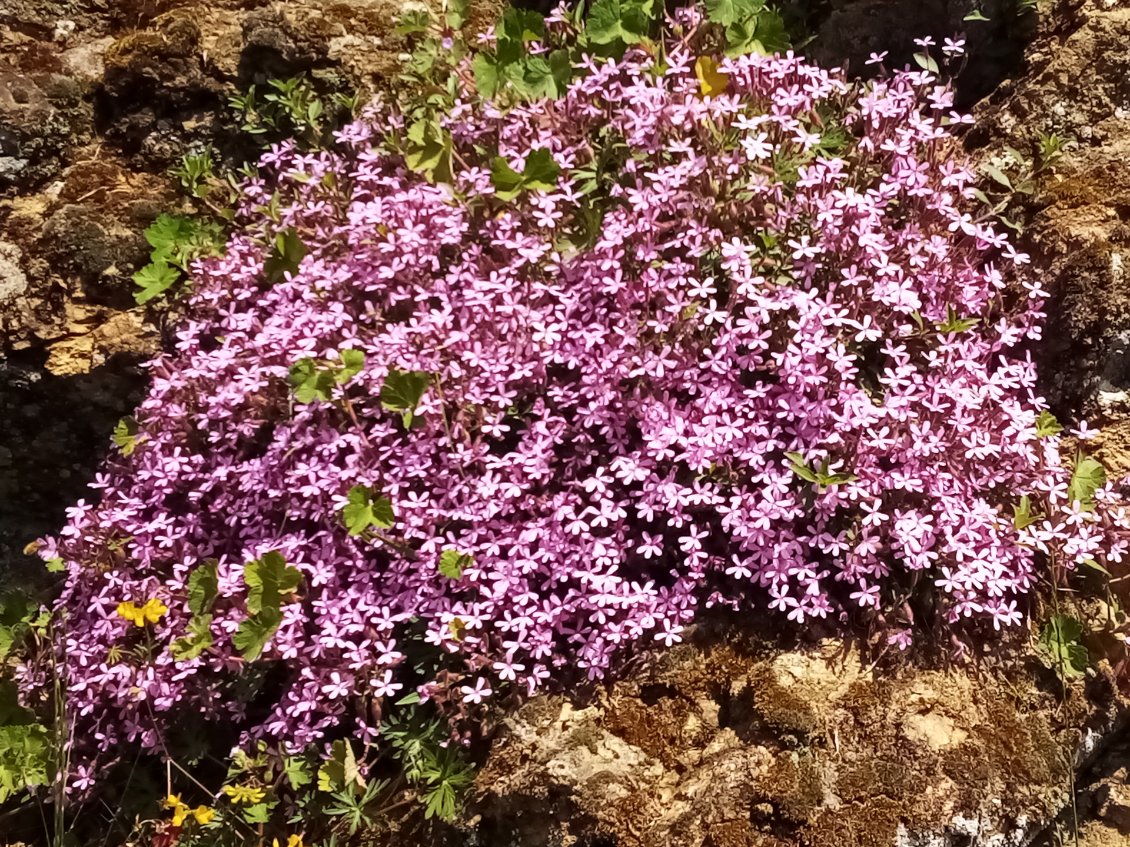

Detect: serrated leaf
[439, 549, 473, 579]
[187, 560, 219, 616]
[381, 369, 431, 427]
[233, 608, 282, 662]
[113, 416, 140, 456]
[170, 613, 214, 661]
[490, 156, 525, 200]
[241, 802, 271, 824]
[318, 739, 365, 793]
[587, 0, 653, 46]
[1039, 614, 1089, 678]
[521, 148, 560, 191]
[289, 358, 335, 404]
[243, 551, 302, 616]
[133, 260, 181, 305]
[343, 486, 395, 536]
[1068, 454, 1107, 508]
[1035, 410, 1063, 438]
[337, 349, 365, 384]
[473, 53, 501, 98]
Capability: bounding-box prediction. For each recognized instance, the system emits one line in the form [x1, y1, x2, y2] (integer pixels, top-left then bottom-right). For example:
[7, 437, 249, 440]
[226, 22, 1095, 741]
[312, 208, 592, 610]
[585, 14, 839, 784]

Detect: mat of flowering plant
[20, 0, 1130, 819]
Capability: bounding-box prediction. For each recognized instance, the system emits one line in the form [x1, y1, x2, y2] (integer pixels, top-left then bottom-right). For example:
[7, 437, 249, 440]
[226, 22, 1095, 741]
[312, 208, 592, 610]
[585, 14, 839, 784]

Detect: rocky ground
[5, 0, 1130, 845]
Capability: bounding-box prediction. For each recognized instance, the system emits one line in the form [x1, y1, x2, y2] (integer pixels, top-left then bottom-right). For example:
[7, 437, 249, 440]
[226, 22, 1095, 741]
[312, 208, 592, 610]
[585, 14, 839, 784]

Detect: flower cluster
[28, 11, 1130, 782]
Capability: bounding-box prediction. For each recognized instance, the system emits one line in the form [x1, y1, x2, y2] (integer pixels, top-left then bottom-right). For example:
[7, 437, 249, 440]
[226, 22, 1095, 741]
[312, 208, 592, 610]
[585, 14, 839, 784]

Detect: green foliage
[1035, 410, 1063, 438]
[935, 304, 979, 335]
[317, 739, 365, 793]
[342, 486, 395, 537]
[490, 148, 562, 200]
[113, 416, 142, 457]
[1039, 614, 1089, 678]
[133, 213, 224, 305]
[438, 550, 473, 580]
[704, 0, 789, 56]
[0, 682, 52, 803]
[785, 452, 856, 488]
[380, 369, 431, 428]
[170, 614, 215, 661]
[383, 707, 475, 822]
[1068, 453, 1107, 510]
[187, 560, 219, 617]
[263, 228, 307, 284]
[289, 349, 364, 404]
[587, 0, 657, 46]
[233, 552, 301, 661]
[244, 552, 302, 616]
[229, 75, 354, 148]
[1012, 494, 1041, 530]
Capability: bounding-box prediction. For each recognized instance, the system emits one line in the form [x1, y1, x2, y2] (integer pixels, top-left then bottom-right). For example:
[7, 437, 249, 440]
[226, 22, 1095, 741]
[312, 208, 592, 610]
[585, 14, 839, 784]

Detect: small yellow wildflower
[191, 805, 214, 825]
[271, 836, 304, 847]
[116, 598, 168, 627]
[221, 783, 266, 805]
[164, 794, 189, 827]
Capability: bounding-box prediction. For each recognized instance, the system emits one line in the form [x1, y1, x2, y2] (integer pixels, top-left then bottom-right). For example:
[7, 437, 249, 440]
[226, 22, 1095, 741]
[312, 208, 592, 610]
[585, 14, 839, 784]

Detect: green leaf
[1080, 557, 1111, 577]
[170, 613, 214, 661]
[1039, 614, 1089, 678]
[499, 7, 546, 43]
[405, 118, 453, 184]
[242, 802, 271, 824]
[343, 486, 395, 536]
[983, 163, 1013, 190]
[1035, 410, 1063, 438]
[289, 357, 335, 404]
[113, 416, 141, 456]
[439, 549, 473, 579]
[1068, 454, 1107, 508]
[705, 0, 760, 26]
[381, 369, 431, 427]
[521, 148, 560, 191]
[243, 551, 302, 616]
[473, 53, 501, 98]
[490, 156, 526, 200]
[318, 739, 365, 793]
[263, 228, 306, 283]
[963, 9, 990, 21]
[133, 260, 181, 305]
[784, 451, 818, 484]
[1012, 494, 1041, 530]
[445, 0, 469, 28]
[913, 52, 940, 74]
[187, 560, 219, 616]
[284, 756, 314, 790]
[336, 349, 365, 384]
[233, 608, 283, 662]
[587, 0, 654, 46]
[144, 214, 197, 256]
[44, 558, 65, 574]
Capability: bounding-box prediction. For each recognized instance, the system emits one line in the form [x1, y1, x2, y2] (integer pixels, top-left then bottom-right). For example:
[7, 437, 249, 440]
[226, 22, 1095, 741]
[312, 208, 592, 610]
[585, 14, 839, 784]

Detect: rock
[469, 635, 1113, 847]
[970, 0, 1130, 422]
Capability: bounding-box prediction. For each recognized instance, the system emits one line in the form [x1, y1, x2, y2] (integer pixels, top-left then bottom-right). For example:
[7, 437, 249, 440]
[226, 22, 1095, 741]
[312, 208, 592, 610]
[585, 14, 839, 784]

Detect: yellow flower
[191, 805, 214, 825]
[272, 836, 304, 847]
[221, 783, 266, 805]
[694, 56, 729, 98]
[117, 598, 168, 627]
[164, 794, 189, 827]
